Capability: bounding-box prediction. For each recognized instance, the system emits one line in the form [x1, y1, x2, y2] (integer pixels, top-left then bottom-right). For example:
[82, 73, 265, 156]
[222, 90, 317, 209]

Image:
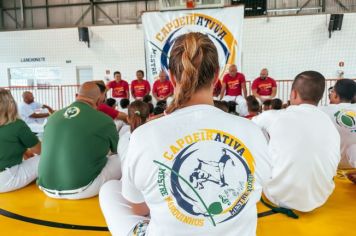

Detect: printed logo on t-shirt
[154, 129, 255, 227]
[258, 83, 272, 91]
[227, 80, 239, 89]
[335, 110, 356, 132]
[64, 107, 80, 119]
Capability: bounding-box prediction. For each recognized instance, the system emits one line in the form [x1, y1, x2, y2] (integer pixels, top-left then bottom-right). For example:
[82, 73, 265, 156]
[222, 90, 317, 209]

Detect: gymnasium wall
[0, 12, 355, 87]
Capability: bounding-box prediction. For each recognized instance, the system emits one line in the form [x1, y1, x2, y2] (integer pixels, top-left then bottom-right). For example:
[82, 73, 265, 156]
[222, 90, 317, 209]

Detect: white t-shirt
[119, 125, 130, 137]
[118, 131, 131, 166]
[18, 102, 45, 124]
[252, 110, 282, 141]
[264, 104, 340, 212]
[320, 103, 356, 168]
[122, 105, 271, 236]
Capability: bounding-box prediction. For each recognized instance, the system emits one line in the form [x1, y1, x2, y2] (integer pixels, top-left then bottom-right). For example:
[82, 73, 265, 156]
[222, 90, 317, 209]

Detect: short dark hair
[143, 94, 152, 103]
[333, 79, 356, 102]
[246, 96, 260, 113]
[263, 99, 272, 106]
[106, 98, 116, 107]
[156, 100, 167, 109]
[214, 100, 228, 112]
[137, 70, 144, 76]
[271, 98, 283, 110]
[120, 98, 130, 109]
[153, 106, 165, 115]
[114, 71, 121, 76]
[292, 71, 325, 104]
[95, 81, 106, 93]
[227, 101, 237, 114]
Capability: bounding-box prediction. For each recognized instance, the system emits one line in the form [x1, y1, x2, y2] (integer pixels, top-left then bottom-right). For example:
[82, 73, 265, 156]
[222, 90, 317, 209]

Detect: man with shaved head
[251, 68, 277, 102]
[263, 71, 340, 212]
[220, 64, 248, 116]
[18, 91, 54, 128]
[38, 81, 120, 200]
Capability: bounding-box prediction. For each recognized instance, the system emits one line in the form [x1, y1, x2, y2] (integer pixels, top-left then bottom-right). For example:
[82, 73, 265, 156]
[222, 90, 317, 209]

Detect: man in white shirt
[320, 79, 356, 169]
[264, 71, 340, 212]
[18, 91, 53, 125]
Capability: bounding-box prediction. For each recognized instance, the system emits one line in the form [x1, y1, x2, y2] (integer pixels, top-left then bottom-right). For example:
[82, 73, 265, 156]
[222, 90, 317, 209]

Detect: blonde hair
[0, 89, 19, 126]
[166, 32, 219, 113]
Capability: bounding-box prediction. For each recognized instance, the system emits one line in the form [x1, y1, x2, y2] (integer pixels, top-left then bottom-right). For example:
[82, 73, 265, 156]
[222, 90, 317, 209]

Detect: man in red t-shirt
[252, 68, 277, 102]
[106, 71, 130, 104]
[152, 71, 174, 102]
[220, 64, 248, 116]
[213, 80, 222, 99]
[131, 70, 151, 100]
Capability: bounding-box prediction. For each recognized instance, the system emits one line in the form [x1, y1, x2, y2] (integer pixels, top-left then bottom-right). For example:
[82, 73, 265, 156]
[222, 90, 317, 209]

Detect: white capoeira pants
[339, 144, 356, 169]
[222, 95, 248, 116]
[100, 180, 150, 236]
[39, 155, 121, 200]
[0, 155, 40, 193]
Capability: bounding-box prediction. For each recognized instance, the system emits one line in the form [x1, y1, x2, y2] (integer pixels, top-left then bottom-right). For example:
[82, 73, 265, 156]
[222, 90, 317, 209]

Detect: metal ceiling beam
[74, 6, 91, 26]
[1, 0, 156, 11]
[96, 4, 116, 24]
[334, 0, 350, 11]
[3, 10, 21, 28]
[296, 0, 313, 14]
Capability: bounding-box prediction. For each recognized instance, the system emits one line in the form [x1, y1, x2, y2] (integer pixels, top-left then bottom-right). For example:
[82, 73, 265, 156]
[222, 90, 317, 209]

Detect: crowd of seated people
[0, 32, 355, 236]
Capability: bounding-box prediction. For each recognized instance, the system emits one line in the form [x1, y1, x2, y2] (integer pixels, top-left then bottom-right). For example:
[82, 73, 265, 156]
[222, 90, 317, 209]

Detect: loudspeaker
[231, 0, 266, 16]
[78, 27, 89, 42]
[329, 14, 343, 32]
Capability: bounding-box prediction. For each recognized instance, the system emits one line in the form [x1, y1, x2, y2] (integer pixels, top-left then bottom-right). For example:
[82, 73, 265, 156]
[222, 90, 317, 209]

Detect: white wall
[1, 13, 356, 88]
[0, 24, 146, 86]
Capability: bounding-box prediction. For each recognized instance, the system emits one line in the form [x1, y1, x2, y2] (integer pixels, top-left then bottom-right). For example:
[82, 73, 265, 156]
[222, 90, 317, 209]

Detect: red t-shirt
[251, 77, 277, 96]
[213, 80, 222, 97]
[153, 80, 174, 98]
[244, 114, 257, 120]
[107, 80, 129, 98]
[222, 72, 246, 96]
[131, 80, 151, 98]
[97, 103, 119, 120]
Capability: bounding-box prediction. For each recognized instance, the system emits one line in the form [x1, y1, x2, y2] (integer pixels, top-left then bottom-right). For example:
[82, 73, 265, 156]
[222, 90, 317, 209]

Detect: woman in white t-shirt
[99, 32, 271, 236]
[118, 100, 150, 165]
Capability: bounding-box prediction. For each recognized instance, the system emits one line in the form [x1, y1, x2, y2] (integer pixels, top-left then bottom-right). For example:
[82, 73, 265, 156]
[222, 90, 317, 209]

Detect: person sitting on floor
[244, 95, 260, 120]
[320, 79, 356, 169]
[37, 81, 121, 200]
[0, 89, 41, 193]
[263, 71, 340, 212]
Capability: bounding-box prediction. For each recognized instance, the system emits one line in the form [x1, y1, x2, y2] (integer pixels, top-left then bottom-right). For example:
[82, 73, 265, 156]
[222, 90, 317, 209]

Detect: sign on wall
[142, 6, 244, 83]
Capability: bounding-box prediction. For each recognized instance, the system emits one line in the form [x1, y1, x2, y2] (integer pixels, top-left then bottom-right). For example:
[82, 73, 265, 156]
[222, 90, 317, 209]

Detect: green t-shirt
[37, 101, 118, 191]
[0, 119, 39, 171]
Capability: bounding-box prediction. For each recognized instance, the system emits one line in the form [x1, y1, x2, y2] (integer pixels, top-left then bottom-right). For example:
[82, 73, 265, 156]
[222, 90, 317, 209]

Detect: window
[9, 67, 62, 87]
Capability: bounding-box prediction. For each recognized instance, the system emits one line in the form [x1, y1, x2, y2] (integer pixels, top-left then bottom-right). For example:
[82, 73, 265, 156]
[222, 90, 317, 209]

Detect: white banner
[142, 6, 244, 83]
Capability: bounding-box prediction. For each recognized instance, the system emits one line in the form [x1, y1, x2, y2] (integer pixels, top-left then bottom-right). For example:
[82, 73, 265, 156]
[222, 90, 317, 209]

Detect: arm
[220, 82, 226, 100]
[146, 82, 151, 96]
[130, 202, 150, 216]
[29, 113, 50, 119]
[242, 82, 247, 98]
[252, 89, 260, 99]
[131, 85, 136, 99]
[271, 87, 277, 98]
[116, 112, 128, 123]
[42, 104, 54, 114]
[23, 141, 41, 160]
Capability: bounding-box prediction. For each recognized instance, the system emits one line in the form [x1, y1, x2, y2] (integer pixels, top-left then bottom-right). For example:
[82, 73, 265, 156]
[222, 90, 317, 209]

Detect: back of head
[246, 96, 260, 113]
[143, 94, 152, 103]
[333, 79, 356, 103]
[128, 100, 150, 133]
[291, 71, 325, 105]
[106, 98, 116, 108]
[156, 100, 167, 110]
[227, 101, 237, 114]
[214, 100, 229, 113]
[167, 32, 219, 113]
[0, 89, 18, 126]
[94, 80, 107, 94]
[77, 81, 101, 105]
[271, 98, 283, 110]
[153, 106, 165, 116]
[120, 98, 130, 109]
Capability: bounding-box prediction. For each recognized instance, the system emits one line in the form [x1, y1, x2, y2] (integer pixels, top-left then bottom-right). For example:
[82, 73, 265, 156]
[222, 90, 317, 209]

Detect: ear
[169, 70, 177, 87]
[290, 89, 298, 104]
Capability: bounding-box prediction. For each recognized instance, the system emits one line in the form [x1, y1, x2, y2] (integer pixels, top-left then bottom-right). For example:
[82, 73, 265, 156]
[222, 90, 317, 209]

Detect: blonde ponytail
[166, 32, 219, 113]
